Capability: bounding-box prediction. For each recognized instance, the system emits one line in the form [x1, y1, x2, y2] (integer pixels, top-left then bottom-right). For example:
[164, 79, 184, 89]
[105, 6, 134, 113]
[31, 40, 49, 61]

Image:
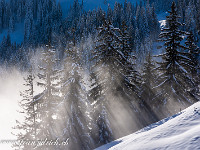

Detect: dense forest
[0, 0, 198, 149]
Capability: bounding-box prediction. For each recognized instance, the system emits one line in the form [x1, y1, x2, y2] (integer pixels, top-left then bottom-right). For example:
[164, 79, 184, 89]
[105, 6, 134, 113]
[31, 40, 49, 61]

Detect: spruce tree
[13, 67, 36, 150]
[9, 15, 15, 32]
[88, 71, 113, 147]
[89, 18, 119, 145]
[140, 52, 160, 122]
[141, 52, 157, 105]
[120, 21, 141, 97]
[185, 2, 197, 39]
[185, 32, 200, 96]
[155, 2, 198, 105]
[121, 21, 132, 59]
[57, 42, 94, 150]
[35, 44, 61, 150]
[24, 0, 34, 46]
[92, 18, 123, 91]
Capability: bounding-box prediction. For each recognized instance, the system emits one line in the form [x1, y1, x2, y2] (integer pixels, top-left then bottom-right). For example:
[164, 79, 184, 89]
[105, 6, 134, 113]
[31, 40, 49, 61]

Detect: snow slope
[96, 102, 200, 150]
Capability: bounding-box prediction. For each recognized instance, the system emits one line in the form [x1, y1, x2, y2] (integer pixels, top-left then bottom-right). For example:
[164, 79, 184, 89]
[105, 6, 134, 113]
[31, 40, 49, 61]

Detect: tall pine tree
[35, 44, 61, 150]
[155, 2, 198, 106]
[13, 67, 36, 150]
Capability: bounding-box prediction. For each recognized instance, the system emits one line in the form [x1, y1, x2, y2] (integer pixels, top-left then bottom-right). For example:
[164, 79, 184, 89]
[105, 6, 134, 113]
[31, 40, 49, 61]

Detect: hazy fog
[0, 67, 25, 150]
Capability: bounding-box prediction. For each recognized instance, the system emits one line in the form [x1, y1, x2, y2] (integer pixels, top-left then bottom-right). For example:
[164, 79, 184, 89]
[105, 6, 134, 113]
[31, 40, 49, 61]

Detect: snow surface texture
[96, 102, 200, 150]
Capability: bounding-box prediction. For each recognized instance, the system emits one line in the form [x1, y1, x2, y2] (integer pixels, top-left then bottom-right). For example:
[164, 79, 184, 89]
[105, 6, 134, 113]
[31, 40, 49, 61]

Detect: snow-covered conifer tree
[89, 18, 121, 145]
[35, 44, 61, 150]
[9, 15, 15, 32]
[120, 21, 141, 97]
[121, 21, 132, 59]
[24, 0, 34, 46]
[185, 2, 197, 39]
[88, 71, 113, 147]
[13, 67, 36, 150]
[141, 52, 157, 105]
[155, 2, 198, 105]
[185, 32, 200, 96]
[57, 42, 94, 150]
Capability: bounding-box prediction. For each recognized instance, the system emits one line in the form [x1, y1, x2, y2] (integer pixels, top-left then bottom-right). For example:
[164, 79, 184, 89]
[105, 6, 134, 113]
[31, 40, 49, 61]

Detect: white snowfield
[96, 102, 200, 150]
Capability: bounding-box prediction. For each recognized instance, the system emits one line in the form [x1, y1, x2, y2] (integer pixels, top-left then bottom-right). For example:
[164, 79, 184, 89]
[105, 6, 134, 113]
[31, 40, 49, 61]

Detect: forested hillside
[0, 0, 199, 150]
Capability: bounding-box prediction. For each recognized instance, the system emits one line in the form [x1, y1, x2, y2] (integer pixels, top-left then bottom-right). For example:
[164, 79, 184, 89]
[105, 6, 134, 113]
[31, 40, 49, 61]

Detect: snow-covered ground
[96, 101, 200, 150]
